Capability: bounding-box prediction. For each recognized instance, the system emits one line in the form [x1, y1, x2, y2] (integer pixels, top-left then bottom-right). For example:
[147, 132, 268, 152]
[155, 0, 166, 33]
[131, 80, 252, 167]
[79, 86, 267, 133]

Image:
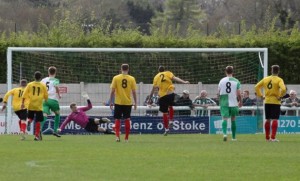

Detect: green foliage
[151, 0, 205, 37]
[0, 14, 300, 83]
[127, 1, 154, 35]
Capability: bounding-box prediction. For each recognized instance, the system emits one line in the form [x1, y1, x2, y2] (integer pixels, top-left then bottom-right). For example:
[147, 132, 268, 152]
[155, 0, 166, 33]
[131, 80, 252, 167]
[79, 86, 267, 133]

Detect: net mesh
[12, 51, 262, 84]
[8, 49, 265, 134]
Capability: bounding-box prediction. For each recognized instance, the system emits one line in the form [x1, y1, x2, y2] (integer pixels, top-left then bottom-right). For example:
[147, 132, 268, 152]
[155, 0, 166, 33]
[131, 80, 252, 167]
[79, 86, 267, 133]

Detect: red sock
[20, 122, 26, 133]
[125, 119, 130, 140]
[115, 119, 121, 138]
[163, 113, 169, 129]
[35, 122, 41, 137]
[18, 120, 21, 131]
[265, 120, 271, 140]
[271, 120, 278, 139]
[169, 106, 174, 121]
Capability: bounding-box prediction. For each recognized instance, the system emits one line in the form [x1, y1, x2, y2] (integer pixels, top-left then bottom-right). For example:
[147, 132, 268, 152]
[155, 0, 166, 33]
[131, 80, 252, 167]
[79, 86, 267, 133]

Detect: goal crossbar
[8, 47, 267, 53]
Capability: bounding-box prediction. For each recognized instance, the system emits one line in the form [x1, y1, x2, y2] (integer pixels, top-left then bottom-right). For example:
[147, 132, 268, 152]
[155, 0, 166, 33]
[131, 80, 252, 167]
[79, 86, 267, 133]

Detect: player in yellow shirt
[255, 65, 286, 142]
[2, 79, 29, 140]
[149, 66, 189, 135]
[110, 64, 137, 142]
[22, 71, 48, 141]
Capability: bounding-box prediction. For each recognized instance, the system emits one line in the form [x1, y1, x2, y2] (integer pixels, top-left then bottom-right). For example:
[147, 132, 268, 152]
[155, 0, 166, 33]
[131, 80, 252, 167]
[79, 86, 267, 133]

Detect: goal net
[5, 48, 267, 135]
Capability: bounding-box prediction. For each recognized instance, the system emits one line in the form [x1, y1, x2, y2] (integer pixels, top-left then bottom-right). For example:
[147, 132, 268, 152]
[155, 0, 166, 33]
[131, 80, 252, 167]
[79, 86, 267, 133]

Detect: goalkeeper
[58, 94, 114, 134]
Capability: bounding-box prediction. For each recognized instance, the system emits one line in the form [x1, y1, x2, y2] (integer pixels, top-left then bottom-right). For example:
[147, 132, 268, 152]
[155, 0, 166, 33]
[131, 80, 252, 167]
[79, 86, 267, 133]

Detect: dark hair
[34, 71, 42, 80]
[48, 66, 57, 75]
[20, 79, 27, 86]
[70, 103, 76, 109]
[271, 65, 280, 74]
[121, 64, 129, 71]
[158, 66, 165, 72]
[225, 66, 233, 74]
[243, 90, 249, 95]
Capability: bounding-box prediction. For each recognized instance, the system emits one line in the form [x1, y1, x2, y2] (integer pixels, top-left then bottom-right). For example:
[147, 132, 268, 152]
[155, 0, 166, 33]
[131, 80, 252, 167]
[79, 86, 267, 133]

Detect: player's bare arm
[132, 89, 137, 110]
[109, 88, 115, 110]
[172, 76, 189, 84]
[148, 86, 157, 105]
[55, 86, 62, 99]
[21, 98, 26, 109]
[1, 102, 7, 111]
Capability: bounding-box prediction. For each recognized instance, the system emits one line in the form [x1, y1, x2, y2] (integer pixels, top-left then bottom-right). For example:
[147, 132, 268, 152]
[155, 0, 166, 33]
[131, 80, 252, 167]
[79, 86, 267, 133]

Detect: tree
[199, 0, 300, 34]
[151, 0, 205, 36]
[127, 1, 154, 35]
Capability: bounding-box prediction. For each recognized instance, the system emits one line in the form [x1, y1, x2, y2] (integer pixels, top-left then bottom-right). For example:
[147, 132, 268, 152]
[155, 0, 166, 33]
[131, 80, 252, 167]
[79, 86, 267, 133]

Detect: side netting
[5, 48, 267, 134]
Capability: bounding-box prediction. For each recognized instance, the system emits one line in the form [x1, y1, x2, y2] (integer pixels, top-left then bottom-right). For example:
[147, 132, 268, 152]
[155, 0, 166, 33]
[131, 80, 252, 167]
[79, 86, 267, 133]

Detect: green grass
[0, 134, 299, 181]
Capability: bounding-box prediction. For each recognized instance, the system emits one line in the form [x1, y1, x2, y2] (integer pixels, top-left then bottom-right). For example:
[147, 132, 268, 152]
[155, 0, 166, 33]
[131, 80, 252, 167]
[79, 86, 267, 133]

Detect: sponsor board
[277, 116, 300, 134]
[210, 116, 258, 134]
[43, 116, 209, 134]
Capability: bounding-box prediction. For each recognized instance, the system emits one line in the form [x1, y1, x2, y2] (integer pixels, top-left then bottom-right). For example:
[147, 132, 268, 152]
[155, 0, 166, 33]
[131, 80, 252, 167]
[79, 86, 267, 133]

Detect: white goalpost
[5, 47, 268, 134]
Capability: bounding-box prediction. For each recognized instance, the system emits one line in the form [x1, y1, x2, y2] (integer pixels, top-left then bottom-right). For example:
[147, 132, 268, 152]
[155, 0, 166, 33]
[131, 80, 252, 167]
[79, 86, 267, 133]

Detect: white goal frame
[6, 47, 268, 134]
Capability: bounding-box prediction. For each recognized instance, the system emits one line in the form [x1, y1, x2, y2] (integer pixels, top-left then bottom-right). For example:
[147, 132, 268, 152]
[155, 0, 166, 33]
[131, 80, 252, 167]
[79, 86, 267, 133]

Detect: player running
[149, 66, 189, 136]
[22, 71, 48, 141]
[218, 66, 242, 141]
[41, 66, 62, 137]
[2, 79, 29, 140]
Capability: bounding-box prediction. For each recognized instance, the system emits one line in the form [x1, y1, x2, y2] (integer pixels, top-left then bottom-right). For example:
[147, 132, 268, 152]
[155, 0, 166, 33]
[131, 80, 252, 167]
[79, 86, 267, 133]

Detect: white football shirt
[41, 77, 60, 100]
[218, 77, 241, 107]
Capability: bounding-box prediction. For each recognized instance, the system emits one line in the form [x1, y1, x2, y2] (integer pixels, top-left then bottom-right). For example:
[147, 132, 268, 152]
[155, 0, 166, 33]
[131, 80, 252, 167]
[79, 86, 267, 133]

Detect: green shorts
[43, 99, 60, 115]
[220, 106, 239, 118]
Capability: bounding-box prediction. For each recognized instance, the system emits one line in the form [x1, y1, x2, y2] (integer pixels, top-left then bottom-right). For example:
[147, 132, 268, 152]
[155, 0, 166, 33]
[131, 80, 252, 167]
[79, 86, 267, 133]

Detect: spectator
[241, 90, 254, 115]
[253, 93, 263, 106]
[281, 87, 290, 99]
[211, 93, 220, 116]
[193, 90, 217, 116]
[280, 87, 290, 115]
[252, 93, 264, 117]
[212, 93, 220, 105]
[174, 93, 181, 103]
[282, 90, 300, 116]
[174, 90, 193, 116]
[144, 87, 159, 116]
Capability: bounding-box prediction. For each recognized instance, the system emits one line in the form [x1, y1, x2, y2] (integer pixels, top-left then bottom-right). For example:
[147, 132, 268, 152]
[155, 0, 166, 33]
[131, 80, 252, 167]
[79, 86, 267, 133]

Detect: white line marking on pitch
[25, 160, 54, 168]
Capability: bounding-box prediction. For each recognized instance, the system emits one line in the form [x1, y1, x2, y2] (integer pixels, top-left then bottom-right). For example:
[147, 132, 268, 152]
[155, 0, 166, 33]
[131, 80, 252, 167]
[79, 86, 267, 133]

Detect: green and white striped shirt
[193, 97, 216, 116]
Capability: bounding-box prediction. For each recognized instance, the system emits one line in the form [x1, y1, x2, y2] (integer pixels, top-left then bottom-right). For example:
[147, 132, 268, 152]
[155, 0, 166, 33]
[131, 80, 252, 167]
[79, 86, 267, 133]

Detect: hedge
[0, 20, 299, 84]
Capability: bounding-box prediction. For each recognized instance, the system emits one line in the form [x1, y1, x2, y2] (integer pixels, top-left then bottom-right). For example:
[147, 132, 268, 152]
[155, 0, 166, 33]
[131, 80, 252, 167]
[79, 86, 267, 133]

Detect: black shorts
[114, 104, 132, 119]
[85, 119, 99, 132]
[15, 109, 27, 120]
[159, 93, 175, 113]
[265, 104, 281, 119]
[28, 110, 44, 122]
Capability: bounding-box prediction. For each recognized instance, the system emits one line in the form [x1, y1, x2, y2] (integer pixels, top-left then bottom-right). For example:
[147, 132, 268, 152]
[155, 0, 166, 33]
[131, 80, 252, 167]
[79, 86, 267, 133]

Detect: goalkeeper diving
[58, 93, 114, 134]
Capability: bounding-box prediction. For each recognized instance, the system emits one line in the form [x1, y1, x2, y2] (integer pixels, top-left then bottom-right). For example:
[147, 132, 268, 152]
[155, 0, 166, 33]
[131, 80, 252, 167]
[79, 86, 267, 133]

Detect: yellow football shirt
[22, 81, 48, 111]
[255, 75, 286, 105]
[153, 71, 175, 97]
[111, 74, 137, 105]
[3, 87, 29, 111]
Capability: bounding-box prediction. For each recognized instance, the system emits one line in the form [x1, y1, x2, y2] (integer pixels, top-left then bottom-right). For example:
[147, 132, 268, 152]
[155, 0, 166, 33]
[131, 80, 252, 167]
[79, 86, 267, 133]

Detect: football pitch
[0, 134, 299, 181]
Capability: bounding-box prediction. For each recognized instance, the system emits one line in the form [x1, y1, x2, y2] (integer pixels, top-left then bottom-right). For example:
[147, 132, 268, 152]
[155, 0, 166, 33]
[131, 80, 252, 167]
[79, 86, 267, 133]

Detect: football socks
[222, 120, 227, 135]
